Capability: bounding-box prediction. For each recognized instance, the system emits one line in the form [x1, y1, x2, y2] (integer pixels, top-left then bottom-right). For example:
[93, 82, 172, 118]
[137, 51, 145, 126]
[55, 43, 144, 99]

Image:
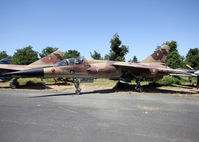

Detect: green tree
[166, 50, 183, 69]
[104, 54, 110, 60]
[90, 50, 102, 60]
[167, 41, 177, 52]
[11, 46, 38, 65]
[185, 48, 199, 69]
[129, 56, 138, 63]
[63, 50, 80, 59]
[165, 41, 183, 69]
[0, 51, 9, 60]
[39, 46, 58, 58]
[108, 33, 128, 61]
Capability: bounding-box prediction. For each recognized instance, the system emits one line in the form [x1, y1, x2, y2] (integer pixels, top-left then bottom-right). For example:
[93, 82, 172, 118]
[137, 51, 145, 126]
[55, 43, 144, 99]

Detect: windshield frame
[54, 58, 84, 67]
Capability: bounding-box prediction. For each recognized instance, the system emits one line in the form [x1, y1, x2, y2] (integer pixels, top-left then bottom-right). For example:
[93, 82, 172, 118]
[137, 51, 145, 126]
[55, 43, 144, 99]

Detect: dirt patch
[136, 105, 159, 110]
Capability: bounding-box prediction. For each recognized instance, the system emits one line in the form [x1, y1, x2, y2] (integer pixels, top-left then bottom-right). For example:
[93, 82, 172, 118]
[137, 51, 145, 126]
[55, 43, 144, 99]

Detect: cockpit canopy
[54, 58, 85, 67]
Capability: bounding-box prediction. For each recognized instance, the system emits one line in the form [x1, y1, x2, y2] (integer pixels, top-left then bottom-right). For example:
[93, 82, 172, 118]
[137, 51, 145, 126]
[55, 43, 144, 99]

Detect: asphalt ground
[0, 90, 199, 142]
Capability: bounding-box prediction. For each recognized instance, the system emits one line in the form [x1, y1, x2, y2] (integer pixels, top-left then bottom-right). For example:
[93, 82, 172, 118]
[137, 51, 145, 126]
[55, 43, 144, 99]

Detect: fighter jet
[0, 58, 11, 64]
[6, 45, 197, 94]
[0, 51, 64, 87]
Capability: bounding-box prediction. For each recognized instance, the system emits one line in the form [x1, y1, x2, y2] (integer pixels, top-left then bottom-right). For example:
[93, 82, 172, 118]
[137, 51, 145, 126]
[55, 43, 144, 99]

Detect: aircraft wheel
[138, 87, 143, 92]
[10, 82, 19, 89]
[75, 89, 81, 95]
[135, 87, 143, 92]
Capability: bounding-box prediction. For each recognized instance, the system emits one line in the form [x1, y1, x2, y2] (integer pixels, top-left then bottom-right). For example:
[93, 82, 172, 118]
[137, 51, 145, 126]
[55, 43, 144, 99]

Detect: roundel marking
[150, 68, 158, 74]
[152, 50, 163, 60]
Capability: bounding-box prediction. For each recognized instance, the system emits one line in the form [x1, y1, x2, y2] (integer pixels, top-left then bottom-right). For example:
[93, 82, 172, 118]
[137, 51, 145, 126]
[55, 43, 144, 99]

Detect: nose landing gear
[132, 75, 143, 92]
[74, 78, 81, 95]
[135, 78, 143, 92]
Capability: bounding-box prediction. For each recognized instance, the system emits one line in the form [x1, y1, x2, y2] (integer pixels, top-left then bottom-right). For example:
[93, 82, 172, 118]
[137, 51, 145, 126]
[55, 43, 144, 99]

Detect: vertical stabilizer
[141, 45, 170, 64]
[28, 51, 64, 66]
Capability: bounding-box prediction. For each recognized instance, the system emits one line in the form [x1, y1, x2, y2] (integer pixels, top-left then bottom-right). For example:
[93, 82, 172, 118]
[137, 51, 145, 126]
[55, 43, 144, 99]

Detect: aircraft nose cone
[6, 68, 44, 78]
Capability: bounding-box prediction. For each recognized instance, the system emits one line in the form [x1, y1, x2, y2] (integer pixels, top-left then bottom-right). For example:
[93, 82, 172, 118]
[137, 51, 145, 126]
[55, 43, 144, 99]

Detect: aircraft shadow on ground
[29, 89, 115, 98]
[139, 84, 198, 95]
[19, 81, 52, 89]
[0, 81, 52, 90]
[19, 82, 72, 89]
[19, 85, 52, 90]
[30, 83, 198, 98]
[45, 83, 71, 86]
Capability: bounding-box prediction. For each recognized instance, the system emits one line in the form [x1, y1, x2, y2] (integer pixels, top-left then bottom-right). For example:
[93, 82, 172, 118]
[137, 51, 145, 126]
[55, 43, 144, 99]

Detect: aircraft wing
[170, 73, 197, 77]
[112, 62, 169, 74]
[0, 64, 54, 72]
[112, 62, 154, 70]
[0, 65, 30, 72]
[112, 62, 193, 75]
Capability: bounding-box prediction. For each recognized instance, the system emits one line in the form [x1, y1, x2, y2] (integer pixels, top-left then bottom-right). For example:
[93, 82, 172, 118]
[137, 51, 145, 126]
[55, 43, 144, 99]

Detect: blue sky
[0, 0, 199, 61]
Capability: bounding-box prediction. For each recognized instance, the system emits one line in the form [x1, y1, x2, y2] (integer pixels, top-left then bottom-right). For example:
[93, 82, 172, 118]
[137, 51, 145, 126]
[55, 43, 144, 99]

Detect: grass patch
[89, 79, 116, 86]
[18, 78, 43, 86]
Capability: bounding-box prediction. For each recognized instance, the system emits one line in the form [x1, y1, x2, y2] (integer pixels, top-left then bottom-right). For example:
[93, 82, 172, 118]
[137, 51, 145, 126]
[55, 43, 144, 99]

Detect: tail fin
[141, 45, 170, 65]
[28, 51, 64, 66]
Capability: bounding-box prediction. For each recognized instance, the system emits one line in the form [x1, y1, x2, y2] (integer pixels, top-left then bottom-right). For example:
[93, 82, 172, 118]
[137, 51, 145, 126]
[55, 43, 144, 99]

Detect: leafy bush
[157, 76, 182, 85]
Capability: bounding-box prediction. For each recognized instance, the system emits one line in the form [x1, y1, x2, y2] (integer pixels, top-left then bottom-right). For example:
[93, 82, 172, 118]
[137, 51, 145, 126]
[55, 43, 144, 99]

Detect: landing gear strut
[74, 78, 81, 95]
[10, 78, 19, 89]
[135, 77, 143, 92]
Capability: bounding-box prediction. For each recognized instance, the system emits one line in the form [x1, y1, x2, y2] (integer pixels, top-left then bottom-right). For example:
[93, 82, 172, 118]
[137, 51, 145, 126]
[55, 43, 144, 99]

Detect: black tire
[10, 82, 19, 89]
[138, 87, 143, 92]
[75, 90, 81, 95]
[135, 86, 143, 92]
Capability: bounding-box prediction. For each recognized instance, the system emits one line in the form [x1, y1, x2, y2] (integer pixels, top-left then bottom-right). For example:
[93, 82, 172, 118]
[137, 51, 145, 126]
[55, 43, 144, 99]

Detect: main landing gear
[10, 78, 19, 89]
[114, 77, 143, 92]
[74, 78, 81, 95]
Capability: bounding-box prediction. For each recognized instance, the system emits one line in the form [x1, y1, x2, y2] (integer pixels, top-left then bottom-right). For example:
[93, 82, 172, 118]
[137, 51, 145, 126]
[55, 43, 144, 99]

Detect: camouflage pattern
[42, 45, 190, 81]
